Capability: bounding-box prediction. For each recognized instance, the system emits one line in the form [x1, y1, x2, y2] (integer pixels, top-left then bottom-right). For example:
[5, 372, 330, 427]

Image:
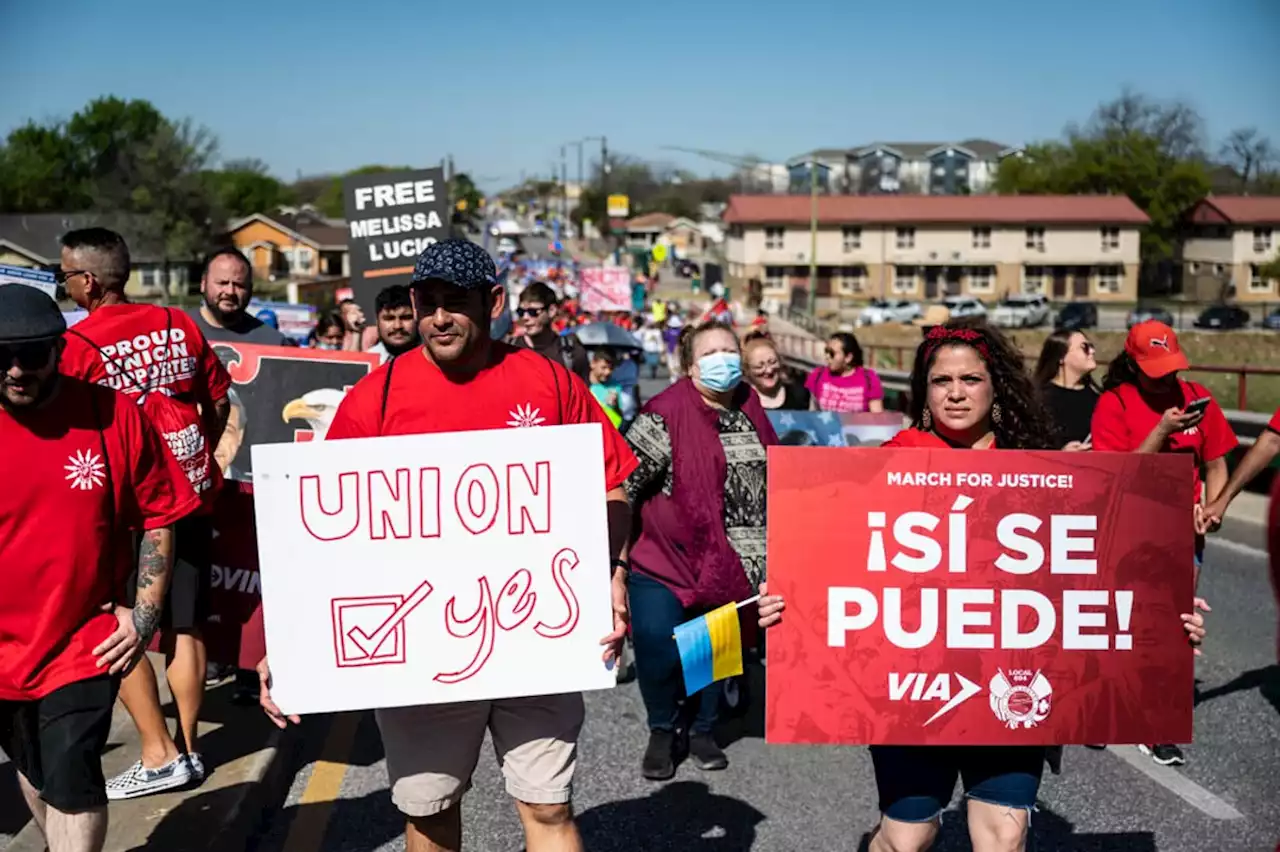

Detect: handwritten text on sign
[765, 447, 1195, 746]
[251, 424, 615, 715]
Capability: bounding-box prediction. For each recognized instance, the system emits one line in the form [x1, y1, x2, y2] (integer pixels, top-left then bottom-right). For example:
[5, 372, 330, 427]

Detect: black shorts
[870, 745, 1046, 822]
[0, 676, 118, 811]
[124, 513, 212, 632]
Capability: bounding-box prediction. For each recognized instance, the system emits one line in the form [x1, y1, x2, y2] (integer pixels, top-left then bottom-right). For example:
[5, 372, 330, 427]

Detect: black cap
[0, 283, 67, 343]
[410, 239, 497, 289]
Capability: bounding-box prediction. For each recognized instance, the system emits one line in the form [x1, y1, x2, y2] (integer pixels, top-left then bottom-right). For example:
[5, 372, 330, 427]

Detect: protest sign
[765, 448, 1195, 746]
[250, 424, 617, 715]
[0, 263, 57, 298]
[580, 267, 631, 312]
[343, 167, 450, 315]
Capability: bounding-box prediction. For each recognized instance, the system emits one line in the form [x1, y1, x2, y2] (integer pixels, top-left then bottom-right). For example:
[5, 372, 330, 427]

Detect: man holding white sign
[256, 239, 637, 852]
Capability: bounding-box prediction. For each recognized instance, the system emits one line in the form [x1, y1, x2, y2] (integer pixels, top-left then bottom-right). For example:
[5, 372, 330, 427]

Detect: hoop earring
[922, 408, 933, 430]
[991, 403, 1003, 426]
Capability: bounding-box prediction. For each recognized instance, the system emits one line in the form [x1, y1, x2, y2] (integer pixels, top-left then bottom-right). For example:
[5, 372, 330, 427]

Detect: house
[1178, 196, 1280, 302]
[623, 213, 675, 249]
[662, 217, 705, 255]
[722, 194, 1148, 304]
[0, 213, 200, 297]
[227, 211, 349, 282]
[788, 139, 1023, 196]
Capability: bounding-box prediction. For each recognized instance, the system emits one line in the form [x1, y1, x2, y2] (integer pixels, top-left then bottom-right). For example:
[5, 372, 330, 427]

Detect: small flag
[673, 602, 744, 696]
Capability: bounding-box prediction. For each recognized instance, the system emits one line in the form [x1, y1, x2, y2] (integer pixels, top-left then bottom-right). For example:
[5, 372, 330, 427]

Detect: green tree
[0, 121, 86, 211]
[449, 172, 483, 224]
[315, 165, 413, 217]
[204, 158, 295, 218]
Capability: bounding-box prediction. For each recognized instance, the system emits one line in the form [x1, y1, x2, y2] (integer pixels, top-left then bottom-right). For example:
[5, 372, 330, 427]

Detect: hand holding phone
[1182, 396, 1212, 417]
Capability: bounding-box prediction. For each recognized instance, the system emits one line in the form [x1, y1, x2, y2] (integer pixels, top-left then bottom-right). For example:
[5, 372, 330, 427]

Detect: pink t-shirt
[805, 366, 884, 413]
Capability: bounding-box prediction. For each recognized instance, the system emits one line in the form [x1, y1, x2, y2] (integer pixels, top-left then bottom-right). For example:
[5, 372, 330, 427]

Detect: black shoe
[641, 731, 676, 781]
[1139, 743, 1186, 766]
[689, 732, 728, 771]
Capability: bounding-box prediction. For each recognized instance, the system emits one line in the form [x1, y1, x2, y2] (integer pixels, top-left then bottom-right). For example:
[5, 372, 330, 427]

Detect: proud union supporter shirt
[327, 343, 638, 490]
[0, 380, 201, 700]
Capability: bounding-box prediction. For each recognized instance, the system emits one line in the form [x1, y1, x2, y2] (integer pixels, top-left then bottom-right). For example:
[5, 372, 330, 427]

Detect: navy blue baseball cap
[0, 283, 67, 343]
[410, 239, 497, 290]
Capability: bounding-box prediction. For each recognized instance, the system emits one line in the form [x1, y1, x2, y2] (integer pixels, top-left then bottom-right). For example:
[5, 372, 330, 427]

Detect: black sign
[343, 167, 450, 314]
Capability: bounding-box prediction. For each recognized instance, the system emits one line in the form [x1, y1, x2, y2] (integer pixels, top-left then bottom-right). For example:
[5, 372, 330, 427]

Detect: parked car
[857, 298, 922, 326]
[941, 295, 987, 320]
[1054, 301, 1099, 330]
[991, 294, 1050, 328]
[1126, 304, 1175, 328]
[1193, 304, 1251, 330]
[1262, 308, 1280, 330]
[675, 259, 701, 278]
[497, 237, 520, 255]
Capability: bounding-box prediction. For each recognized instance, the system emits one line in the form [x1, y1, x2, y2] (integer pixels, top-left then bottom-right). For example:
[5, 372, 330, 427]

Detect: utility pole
[560, 145, 568, 224]
[808, 160, 819, 315]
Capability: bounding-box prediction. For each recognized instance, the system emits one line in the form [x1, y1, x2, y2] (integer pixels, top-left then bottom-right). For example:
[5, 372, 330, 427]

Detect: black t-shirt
[1041, 383, 1099, 446]
[781, 382, 811, 411]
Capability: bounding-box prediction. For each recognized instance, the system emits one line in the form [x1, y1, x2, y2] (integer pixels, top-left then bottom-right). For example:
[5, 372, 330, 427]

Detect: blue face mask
[696, 351, 742, 392]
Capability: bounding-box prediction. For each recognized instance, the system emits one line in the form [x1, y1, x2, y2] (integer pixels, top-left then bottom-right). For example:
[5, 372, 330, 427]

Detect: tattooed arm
[94, 526, 175, 675]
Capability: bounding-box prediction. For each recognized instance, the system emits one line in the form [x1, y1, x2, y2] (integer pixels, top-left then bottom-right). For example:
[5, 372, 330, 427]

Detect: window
[842, 227, 862, 251]
[972, 227, 991, 249]
[764, 227, 784, 249]
[837, 265, 866, 293]
[968, 266, 994, 293]
[294, 247, 314, 271]
[139, 267, 161, 289]
[1025, 227, 1045, 251]
[763, 266, 785, 290]
[1255, 228, 1274, 253]
[1250, 265, 1273, 293]
[1101, 227, 1120, 251]
[896, 227, 915, 249]
[1096, 265, 1122, 294]
[1188, 261, 1200, 275]
[1213, 263, 1225, 276]
[893, 265, 917, 293]
[1023, 265, 1045, 294]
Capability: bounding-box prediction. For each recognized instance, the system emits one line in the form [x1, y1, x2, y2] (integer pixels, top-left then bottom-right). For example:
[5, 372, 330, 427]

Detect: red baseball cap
[1124, 320, 1189, 378]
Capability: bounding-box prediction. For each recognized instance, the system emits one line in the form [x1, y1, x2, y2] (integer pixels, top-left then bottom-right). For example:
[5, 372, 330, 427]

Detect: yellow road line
[283, 712, 362, 852]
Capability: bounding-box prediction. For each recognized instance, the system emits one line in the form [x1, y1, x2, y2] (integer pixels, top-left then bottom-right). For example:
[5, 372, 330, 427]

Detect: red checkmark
[346, 580, 433, 658]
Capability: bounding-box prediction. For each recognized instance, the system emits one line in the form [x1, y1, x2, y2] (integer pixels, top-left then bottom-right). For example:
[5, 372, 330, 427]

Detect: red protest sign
[765, 447, 1196, 746]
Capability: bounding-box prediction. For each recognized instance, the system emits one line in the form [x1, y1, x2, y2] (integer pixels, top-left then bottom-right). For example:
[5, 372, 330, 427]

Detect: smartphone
[1182, 396, 1212, 417]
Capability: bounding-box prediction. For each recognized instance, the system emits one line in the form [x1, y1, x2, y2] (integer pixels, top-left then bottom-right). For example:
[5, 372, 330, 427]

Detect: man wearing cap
[0, 284, 200, 852]
[256, 240, 637, 852]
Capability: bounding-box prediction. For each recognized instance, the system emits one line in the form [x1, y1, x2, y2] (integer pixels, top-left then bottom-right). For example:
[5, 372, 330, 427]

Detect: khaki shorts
[375, 692, 584, 817]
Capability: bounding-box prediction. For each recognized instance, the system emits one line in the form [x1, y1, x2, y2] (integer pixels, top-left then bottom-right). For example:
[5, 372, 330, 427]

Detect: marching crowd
[1, 230, 1269, 852]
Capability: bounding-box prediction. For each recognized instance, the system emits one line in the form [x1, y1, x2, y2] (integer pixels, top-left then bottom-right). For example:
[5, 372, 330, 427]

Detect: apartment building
[787, 139, 1022, 196]
[1179, 196, 1280, 303]
[723, 195, 1148, 303]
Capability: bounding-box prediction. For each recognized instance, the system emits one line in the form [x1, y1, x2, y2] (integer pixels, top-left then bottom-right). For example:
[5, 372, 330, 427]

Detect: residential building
[623, 213, 675, 249]
[1179, 196, 1280, 303]
[723, 194, 1148, 304]
[226, 211, 349, 282]
[788, 140, 1022, 196]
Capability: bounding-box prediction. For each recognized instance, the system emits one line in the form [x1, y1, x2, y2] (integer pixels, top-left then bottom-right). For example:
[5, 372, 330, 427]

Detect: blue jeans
[628, 572, 721, 734]
[870, 746, 1045, 822]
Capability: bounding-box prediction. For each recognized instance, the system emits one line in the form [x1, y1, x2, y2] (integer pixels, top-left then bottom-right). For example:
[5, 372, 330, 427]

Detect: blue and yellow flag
[673, 602, 744, 696]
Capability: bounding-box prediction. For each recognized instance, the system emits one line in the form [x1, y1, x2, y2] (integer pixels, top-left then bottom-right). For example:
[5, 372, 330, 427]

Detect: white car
[857, 299, 922, 326]
[941, 296, 987, 320]
[990, 294, 1050, 328]
[497, 237, 519, 255]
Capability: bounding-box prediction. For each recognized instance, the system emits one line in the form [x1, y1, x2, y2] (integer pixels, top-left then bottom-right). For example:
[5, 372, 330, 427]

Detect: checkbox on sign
[330, 581, 432, 668]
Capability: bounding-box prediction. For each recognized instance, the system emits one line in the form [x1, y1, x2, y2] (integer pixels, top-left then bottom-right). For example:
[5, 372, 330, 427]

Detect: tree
[314, 165, 413, 217]
[204, 159, 295, 218]
[1084, 88, 1206, 161]
[0, 121, 85, 211]
[449, 172, 483, 223]
[1219, 128, 1275, 192]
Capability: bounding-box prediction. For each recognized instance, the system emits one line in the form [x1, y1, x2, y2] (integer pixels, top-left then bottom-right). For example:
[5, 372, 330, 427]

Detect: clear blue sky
[3, 0, 1277, 191]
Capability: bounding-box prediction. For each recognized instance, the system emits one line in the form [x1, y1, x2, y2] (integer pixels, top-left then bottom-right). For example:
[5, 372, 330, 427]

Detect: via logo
[888, 672, 982, 726]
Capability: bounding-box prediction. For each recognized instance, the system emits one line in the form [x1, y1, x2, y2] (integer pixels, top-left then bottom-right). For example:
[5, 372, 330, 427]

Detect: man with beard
[367, 285, 420, 362]
[0, 284, 198, 852]
[189, 249, 288, 346]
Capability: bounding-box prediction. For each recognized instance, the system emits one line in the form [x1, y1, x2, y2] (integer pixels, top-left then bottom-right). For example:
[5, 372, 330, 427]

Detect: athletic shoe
[186, 752, 207, 783]
[641, 730, 676, 781]
[105, 756, 193, 800]
[205, 662, 234, 687]
[1139, 743, 1186, 766]
[689, 732, 728, 771]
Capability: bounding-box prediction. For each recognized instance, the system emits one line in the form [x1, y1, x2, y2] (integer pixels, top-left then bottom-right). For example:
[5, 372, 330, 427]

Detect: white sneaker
[186, 752, 206, 783]
[105, 756, 192, 800]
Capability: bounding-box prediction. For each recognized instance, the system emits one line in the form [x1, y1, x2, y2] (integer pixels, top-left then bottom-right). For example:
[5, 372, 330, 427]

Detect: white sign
[251, 424, 616, 715]
[579, 267, 632, 312]
[0, 264, 57, 298]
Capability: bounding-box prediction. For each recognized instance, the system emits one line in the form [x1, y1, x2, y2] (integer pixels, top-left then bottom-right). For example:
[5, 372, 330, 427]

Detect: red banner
[765, 447, 1196, 746]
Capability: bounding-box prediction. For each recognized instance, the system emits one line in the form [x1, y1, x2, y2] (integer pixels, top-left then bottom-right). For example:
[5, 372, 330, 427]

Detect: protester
[510, 281, 589, 379]
[588, 349, 624, 428]
[310, 311, 346, 350]
[1033, 329, 1098, 449]
[189, 248, 288, 346]
[56, 228, 233, 799]
[257, 239, 637, 852]
[639, 321, 664, 380]
[662, 316, 684, 381]
[367, 284, 420, 362]
[806, 332, 884, 413]
[823, 320, 1209, 852]
[337, 298, 367, 351]
[622, 320, 780, 780]
[1, 284, 199, 852]
[743, 334, 810, 411]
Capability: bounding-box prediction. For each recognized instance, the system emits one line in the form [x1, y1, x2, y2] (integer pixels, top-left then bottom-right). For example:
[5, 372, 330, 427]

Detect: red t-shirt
[1091, 380, 1237, 502]
[882, 428, 997, 450]
[327, 344, 638, 490]
[1268, 406, 1280, 434]
[0, 380, 201, 699]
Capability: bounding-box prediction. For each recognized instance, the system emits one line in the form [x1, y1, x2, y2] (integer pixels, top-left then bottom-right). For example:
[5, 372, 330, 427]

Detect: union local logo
[506, 403, 546, 428]
[989, 668, 1053, 729]
[65, 449, 107, 491]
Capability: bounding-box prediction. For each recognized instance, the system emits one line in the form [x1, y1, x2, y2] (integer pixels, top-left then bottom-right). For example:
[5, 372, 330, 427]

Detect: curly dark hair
[907, 318, 1057, 450]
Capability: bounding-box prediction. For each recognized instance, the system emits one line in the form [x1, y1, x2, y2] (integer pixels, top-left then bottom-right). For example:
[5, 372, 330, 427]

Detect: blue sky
[3, 0, 1277, 191]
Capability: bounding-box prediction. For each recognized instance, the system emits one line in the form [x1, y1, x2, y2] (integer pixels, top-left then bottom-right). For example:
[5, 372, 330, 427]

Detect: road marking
[284, 712, 361, 851]
[1107, 746, 1245, 820]
[1207, 537, 1267, 561]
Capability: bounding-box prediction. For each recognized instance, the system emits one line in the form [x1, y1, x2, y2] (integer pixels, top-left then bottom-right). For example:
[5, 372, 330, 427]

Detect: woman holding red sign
[849, 321, 1209, 852]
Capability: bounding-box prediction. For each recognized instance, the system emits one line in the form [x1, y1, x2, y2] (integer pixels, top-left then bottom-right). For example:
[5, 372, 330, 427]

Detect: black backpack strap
[379, 356, 397, 435]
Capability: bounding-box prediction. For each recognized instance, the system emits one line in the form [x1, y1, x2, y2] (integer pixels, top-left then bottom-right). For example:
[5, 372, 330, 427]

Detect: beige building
[1179, 196, 1280, 303]
[723, 194, 1148, 304]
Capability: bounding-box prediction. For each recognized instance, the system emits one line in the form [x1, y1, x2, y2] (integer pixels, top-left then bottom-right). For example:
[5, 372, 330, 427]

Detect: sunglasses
[516, 306, 546, 318]
[824, 348, 842, 357]
[412, 289, 480, 315]
[1, 341, 56, 370]
[1081, 341, 1096, 354]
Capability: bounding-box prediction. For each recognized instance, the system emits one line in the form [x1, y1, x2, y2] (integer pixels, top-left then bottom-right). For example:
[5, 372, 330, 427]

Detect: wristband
[611, 558, 630, 573]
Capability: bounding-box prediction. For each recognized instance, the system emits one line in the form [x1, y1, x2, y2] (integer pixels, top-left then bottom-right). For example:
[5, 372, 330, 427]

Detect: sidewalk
[9, 658, 293, 852]
[1218, 490, 1270, 552]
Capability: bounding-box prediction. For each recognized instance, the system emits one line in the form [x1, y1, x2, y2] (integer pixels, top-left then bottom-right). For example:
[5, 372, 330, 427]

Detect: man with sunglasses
[510, 281, 589, 380]
[0, 284, 199, 852]
[255, 240, 637, 852]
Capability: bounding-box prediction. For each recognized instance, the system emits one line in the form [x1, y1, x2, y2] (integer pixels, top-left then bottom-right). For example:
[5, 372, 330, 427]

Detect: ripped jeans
[870, 746, 1046, 823]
